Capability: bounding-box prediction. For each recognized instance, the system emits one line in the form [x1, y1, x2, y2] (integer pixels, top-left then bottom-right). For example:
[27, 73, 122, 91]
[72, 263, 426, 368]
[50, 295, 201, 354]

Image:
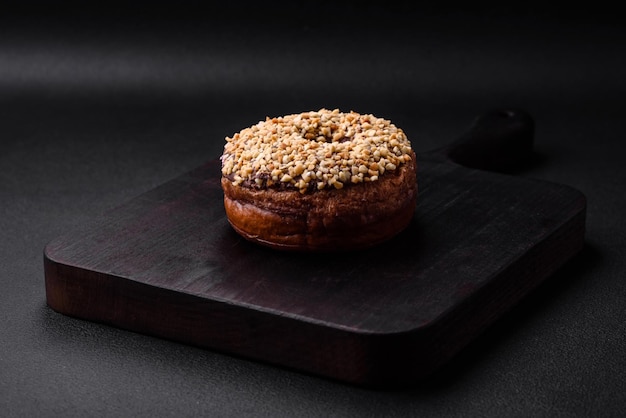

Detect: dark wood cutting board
[44, 110, 586, 387]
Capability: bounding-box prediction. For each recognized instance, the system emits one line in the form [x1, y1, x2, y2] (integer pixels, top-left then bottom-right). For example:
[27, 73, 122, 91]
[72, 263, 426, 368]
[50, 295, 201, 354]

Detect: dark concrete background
[1, 3, 625, 416]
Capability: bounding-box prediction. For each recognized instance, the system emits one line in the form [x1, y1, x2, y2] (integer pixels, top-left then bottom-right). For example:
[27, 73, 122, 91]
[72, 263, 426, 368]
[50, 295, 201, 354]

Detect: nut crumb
[221, 109, 413, 192]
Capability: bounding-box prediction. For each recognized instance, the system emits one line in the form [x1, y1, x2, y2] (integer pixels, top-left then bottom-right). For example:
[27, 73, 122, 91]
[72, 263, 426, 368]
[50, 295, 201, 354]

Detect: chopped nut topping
[221, 108, 413, 192]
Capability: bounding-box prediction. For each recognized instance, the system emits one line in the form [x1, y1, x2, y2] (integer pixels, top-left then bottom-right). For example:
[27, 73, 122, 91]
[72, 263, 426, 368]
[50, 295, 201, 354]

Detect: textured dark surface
[2, 3, 626, 416]
[43, 125, 586, 386]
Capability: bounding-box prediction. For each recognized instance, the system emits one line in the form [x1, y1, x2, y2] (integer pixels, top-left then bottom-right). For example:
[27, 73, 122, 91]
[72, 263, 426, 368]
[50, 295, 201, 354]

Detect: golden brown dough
[220, 108, 417, 251]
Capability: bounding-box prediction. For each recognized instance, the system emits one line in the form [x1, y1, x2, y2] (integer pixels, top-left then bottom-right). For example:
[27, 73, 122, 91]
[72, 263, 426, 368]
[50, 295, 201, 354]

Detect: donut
[220, 108, 417, 251]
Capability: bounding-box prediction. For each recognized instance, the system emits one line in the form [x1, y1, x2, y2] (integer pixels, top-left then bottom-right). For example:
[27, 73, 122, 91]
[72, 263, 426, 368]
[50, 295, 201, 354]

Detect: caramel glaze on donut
[220, 109, 418, 251]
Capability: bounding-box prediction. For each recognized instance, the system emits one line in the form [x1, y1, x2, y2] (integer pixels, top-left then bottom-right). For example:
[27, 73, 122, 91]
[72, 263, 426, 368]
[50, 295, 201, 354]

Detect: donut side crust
[222, 151, 417, 251]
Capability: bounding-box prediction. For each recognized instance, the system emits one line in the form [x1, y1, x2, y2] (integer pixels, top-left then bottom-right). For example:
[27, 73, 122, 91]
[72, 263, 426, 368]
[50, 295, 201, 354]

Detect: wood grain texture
[44, 110, 586, 386]
[43, 162, 585, 385]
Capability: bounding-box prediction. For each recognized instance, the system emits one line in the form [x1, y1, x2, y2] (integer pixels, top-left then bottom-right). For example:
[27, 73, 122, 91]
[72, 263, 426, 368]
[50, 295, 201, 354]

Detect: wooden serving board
[44, 110, 586, 387]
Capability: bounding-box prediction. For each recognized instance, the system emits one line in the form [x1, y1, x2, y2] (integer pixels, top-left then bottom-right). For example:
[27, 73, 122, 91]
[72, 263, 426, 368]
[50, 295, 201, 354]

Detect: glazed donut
[220, 108, 417, 251]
